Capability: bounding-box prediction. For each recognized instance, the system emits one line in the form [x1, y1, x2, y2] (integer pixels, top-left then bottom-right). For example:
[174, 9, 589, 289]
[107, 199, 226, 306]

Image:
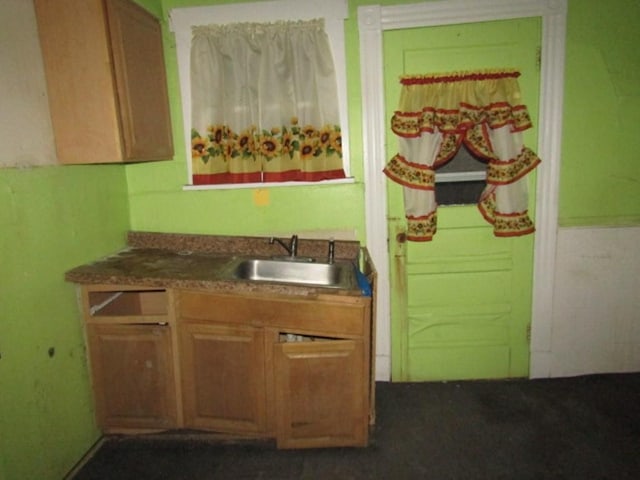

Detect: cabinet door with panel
[34, 0, 173, 164]
[179, 322, 267, 434]
[273, 338, 368, 449]
[105, 0, 174, 160]
[87, 323, 178, 431]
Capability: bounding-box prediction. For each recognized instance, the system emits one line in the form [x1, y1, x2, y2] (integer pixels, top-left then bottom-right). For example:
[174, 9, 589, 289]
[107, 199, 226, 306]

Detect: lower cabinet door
[87, 323, 178, 431]
[273, 339, 368, 448]
[180, 322, 267, 434]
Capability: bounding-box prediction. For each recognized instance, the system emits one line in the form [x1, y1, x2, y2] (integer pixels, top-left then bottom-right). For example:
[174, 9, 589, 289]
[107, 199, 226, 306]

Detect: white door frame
[358, 0, 567, 381]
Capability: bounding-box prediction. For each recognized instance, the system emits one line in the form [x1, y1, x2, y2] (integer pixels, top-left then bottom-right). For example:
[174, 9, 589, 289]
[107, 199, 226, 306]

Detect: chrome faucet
[269, 235, 298, 258]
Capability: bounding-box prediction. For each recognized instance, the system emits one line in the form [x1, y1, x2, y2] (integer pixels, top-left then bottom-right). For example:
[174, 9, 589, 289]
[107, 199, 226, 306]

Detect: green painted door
[384, 18, 541, 381]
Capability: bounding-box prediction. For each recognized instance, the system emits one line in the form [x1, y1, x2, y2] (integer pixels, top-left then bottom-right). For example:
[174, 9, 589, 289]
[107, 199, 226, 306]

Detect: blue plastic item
[355, 267, 372, 297]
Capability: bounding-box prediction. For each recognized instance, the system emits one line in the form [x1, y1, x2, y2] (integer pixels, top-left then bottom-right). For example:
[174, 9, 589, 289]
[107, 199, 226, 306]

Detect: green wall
[559, 0, 640, 226]
[0, 166, 130, 479]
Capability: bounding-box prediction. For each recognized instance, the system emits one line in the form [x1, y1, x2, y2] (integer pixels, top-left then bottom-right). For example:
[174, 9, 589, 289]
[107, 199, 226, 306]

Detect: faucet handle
[327, 238, 335, 264]
[290, 235, 298, 257]
[269, 236, 293, 256]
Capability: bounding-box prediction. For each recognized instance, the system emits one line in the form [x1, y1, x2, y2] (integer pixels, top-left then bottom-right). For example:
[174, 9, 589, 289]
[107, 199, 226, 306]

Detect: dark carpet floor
[69, 373, 640, 479]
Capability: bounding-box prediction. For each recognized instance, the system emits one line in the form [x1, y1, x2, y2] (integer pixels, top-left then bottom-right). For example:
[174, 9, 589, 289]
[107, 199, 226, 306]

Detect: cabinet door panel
[106, 0, 174, 160]
[180, 323, 267, 434]
[274, 340, 368, 448]
[34, 0, 122, 163]
[87, 323, 177, 430]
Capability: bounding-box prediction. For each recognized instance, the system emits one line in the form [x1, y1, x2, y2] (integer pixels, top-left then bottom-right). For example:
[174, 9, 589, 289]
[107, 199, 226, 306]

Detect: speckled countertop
[65, 231, 364, 296]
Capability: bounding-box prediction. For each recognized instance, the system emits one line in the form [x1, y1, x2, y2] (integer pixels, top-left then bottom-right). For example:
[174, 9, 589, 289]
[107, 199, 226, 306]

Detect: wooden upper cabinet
[34, 0, 174, 164]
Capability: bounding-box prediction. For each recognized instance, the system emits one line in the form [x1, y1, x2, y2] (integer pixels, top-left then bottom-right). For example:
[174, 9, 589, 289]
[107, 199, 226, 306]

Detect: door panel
[179, 322, 267, 433]
[384, 18, 541, 381]
[87, 323, 178, 430]
[273, 339, 367, 449]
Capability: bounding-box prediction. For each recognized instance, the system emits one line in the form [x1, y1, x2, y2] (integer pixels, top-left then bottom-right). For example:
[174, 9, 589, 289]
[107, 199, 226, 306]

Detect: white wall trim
[529, 5, 568, 378]
[358, 0, 568, 381]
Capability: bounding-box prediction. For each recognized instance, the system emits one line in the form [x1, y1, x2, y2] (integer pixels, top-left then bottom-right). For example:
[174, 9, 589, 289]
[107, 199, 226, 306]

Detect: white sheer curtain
[190, 19, 345, 184]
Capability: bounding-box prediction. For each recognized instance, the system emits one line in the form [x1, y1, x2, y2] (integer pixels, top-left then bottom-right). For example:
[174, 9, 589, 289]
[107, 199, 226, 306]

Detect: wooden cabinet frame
[79, 283, 374, 448]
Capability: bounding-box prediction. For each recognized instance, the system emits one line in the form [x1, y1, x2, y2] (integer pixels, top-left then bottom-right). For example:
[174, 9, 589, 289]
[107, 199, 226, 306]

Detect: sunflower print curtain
[384, 70, 541, 241]
[190, 19, 346, 185]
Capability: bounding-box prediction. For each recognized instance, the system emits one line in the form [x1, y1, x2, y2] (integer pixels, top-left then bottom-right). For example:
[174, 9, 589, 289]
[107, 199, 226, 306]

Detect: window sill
[182, 177, 355, 191]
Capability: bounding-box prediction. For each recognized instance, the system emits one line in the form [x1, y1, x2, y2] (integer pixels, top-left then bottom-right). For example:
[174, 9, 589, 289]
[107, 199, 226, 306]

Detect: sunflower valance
[384, 69, 541, 241]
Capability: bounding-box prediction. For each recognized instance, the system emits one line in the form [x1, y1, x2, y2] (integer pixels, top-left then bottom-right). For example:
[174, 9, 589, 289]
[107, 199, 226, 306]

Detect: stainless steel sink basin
[223, 257, 356, 289]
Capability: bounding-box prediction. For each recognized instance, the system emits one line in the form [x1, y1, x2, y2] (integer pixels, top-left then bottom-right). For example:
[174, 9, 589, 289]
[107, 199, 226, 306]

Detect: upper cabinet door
[105, 0, 174, 161]
[34, 0, 173, 164]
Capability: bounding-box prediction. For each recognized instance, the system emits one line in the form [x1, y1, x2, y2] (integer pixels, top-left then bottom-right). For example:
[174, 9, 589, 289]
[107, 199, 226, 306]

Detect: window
[435, 145, 487, 205]
[170, 0, 351, 189]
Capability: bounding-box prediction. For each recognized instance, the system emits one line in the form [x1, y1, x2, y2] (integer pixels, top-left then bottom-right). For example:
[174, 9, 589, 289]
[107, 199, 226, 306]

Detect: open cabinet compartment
[88, 289, 168, 318]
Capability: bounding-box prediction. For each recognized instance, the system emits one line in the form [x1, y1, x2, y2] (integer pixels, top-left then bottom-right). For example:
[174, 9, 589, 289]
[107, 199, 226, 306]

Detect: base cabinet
[80, 285, 373, 448]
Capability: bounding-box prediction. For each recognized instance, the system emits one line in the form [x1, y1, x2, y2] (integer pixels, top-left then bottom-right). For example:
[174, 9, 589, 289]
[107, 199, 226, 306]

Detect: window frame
[169, 0, 352, 190]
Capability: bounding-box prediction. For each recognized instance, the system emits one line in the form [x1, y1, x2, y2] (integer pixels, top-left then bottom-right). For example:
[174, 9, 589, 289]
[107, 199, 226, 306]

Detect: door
[384, 18, 541, 381]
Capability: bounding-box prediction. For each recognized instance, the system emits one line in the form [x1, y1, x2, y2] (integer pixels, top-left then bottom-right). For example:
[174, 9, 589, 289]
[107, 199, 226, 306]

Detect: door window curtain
[384, 69, 541, 241]
[190, 19, 346, 185]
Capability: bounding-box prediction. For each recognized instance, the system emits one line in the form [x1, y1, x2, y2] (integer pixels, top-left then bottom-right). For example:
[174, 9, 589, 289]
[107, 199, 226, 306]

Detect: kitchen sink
[223, 257, 357, 289]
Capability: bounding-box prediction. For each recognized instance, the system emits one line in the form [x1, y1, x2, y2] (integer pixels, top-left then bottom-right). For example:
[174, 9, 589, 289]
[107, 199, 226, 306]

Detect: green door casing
[384, 18, 541, 381]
